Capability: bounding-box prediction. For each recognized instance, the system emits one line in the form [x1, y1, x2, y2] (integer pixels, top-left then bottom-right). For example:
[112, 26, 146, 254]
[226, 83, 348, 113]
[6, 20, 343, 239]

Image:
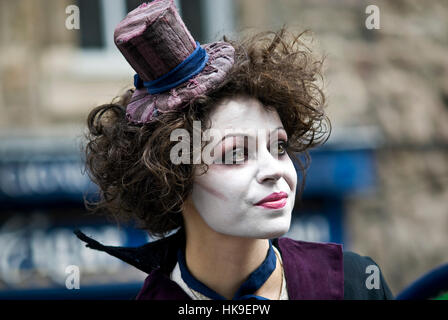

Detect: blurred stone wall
[0, 0, 133, 133]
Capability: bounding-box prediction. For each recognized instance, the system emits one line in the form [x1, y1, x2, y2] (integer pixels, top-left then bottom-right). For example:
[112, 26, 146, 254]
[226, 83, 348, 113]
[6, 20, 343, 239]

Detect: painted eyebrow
[213, 127, 287, 149]
[274, 127, 287, 137]
[268, 127, 288, 143]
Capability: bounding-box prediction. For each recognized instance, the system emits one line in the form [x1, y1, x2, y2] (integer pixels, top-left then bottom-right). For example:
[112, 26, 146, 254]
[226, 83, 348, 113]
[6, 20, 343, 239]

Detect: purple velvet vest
[135, 237, 344, 300]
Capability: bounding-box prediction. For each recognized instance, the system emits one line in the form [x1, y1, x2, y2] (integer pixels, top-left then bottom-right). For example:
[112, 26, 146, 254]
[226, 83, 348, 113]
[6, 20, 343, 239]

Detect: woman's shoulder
[342, 250, 394, 300]
[276, 236, 394, 300]
[275, 237, 344, 299]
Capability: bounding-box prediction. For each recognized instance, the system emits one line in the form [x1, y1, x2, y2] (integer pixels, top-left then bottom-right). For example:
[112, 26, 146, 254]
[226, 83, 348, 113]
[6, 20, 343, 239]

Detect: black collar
[74, 228, 185, 274]
[74, 228, 281, 275]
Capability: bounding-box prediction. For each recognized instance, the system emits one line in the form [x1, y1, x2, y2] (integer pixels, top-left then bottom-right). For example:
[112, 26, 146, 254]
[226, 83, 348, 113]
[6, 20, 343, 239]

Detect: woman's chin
[262, 226, 290, 239]
[247, 223, 291, 239]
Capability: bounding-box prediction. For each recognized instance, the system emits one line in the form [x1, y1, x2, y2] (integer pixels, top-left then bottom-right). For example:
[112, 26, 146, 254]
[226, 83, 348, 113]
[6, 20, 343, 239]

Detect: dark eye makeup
[217, 138, 289, 165]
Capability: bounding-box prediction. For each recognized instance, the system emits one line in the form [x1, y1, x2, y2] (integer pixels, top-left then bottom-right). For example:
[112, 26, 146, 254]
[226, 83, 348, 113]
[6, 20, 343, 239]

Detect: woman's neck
[186, 232, 269, 299]
[182, 207, 283, 299]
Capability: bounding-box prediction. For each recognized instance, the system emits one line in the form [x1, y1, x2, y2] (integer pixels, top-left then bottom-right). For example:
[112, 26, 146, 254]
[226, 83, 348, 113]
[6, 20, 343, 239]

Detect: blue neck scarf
[177, 240, 277, 300]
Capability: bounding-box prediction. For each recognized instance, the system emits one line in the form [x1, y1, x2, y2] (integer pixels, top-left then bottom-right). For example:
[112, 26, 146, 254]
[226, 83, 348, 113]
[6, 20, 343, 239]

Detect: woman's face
[189, 96, 298, 239]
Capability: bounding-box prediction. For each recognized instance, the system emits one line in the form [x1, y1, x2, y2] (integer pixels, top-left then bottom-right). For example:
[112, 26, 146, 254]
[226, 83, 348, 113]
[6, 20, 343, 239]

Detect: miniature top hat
[114, 0, 235, 124]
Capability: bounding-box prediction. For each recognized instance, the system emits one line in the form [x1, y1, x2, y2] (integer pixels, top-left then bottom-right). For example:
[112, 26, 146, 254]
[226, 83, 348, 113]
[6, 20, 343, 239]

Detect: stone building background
[0, 0, 447, 295]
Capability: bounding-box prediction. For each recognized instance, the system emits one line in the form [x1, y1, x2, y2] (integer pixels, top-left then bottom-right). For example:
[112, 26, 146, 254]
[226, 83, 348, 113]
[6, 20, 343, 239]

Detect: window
[78, 0, 104, 49]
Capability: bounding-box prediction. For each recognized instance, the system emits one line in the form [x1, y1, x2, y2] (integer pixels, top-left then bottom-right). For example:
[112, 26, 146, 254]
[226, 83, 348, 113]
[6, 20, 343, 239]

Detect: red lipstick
[255, 191, 288, 209]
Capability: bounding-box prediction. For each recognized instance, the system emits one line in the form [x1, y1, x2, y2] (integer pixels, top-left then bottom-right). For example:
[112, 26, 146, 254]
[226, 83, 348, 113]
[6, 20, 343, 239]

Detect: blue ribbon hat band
[177, 240, 277, 300]
[134, 41, 209, 95]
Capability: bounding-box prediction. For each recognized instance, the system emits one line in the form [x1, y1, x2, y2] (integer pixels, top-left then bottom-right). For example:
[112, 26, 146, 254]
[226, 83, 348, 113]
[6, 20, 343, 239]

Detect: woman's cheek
[283, 156, 298, 192]
[194, 178, 228, 201]
[193, 165, 240, 201]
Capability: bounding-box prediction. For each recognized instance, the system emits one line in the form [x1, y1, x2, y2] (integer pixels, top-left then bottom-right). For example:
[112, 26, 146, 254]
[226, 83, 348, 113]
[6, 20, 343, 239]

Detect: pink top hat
[114, 0, 235, 124]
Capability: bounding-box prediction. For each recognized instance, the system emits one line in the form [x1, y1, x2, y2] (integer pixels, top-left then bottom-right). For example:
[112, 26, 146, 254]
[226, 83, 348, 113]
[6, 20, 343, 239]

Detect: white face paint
[189, 96, 298, 239]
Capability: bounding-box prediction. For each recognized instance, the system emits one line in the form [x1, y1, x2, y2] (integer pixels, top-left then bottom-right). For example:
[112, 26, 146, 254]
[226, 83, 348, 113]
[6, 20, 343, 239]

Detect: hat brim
[126, 41, 235, 124]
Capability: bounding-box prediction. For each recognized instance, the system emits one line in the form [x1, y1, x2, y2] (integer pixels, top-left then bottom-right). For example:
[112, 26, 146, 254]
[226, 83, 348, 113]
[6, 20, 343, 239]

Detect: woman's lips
[255, 192, 288, 209]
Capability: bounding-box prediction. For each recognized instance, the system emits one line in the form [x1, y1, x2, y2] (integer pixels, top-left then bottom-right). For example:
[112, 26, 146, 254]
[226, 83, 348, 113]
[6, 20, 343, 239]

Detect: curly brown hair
[82, 27, 331, 238]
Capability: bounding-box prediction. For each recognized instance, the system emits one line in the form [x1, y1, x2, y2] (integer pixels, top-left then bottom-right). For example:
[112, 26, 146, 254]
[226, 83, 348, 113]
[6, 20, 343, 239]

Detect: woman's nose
[255, 145, 283, 184]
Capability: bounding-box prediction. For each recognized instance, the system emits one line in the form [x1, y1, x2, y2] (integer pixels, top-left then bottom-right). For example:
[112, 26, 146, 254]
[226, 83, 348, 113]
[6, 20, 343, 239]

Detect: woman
[75, 0, 394, 300]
